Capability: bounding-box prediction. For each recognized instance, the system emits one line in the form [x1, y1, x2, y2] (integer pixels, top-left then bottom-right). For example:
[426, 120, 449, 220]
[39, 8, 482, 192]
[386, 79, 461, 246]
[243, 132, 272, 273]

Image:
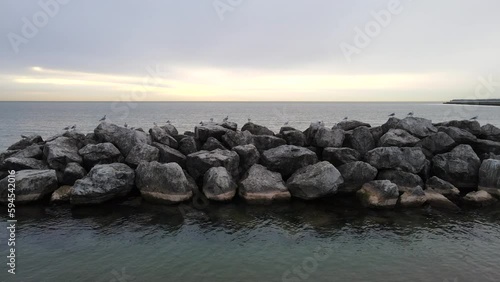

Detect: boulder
[50, 185, 72, 202]
[416, 132, 455, 154]
[7, 135, 43, 150]
[178, 136, 198, 155]
[71, 163, 135, 205]
[62, 162, 87, 185]
[282, 130, 307, 147]
[125, 143, 160, 167]
[232, 144, 260, 174]
[303, 121, 325, 145]
[152, 142, 186, 167]
[202, 167, 237, 201]
[2, 157, 48, 170]
[463, 191, 497, 207]
[424, 189, 460, 211]
[480, 124, 500, 142]
[201, 137, 227, 151]
[345, 126, 375, 155]
[261, 145, 318, 179]
[337, 161, 377, 193]
[0, 170, 58, 204]
[186, 149, 240, 181]
[365, 147, 426, 174]
[78, 143, 123, 169]
[94, 122, 150, 155]
[11, 144, 44, 159]
[377, 170, 424, 193]
[149, 126, 178, 148]
[218, 121, 238, 131]
[251, 135, 287, 152]
[399, 186, 427, 208]
[478, 159, 500, 197]
[336, 120, 371, 131]
[238, 164, 290, 204]
[370, 126, 384, 144]
[425, 176, 461, 201]
[221, 130, 252, 149]
[378, 129, 420, 147]
[313, 127, 345, 148]
[241, 122, 274, 136]
[62, 131, 88, 149]
[437, 126, 477, 144]
[396, 117, 437, 138]
[135, 161, 193, 204]
[434, 120, 482, 136]
[286, 162, 343, 200]
[322, 147, 360, 166]
[356, 180, 399, 209]
[279, 126, 298, 134]
[160, 124, 179, 136]
[472, 139, 500, 156]
[432, 145, 481, 190]
[381, 117, 401, 133]
[43, 137, 83, 170]
[195, 123, 231, 143]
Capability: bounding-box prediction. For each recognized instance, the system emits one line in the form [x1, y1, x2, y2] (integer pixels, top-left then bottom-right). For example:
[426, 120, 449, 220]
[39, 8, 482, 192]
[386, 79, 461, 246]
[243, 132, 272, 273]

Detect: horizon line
[0, 100, 448, 103]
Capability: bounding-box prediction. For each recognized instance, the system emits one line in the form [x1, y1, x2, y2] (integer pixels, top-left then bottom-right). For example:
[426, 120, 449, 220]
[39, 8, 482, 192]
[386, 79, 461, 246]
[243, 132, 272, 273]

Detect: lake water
[1, 102, 500, 150]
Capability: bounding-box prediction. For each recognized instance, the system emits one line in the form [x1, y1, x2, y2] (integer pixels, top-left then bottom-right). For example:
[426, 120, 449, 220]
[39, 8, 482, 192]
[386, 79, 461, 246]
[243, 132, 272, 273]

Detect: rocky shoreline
[1, 117, 500, 211]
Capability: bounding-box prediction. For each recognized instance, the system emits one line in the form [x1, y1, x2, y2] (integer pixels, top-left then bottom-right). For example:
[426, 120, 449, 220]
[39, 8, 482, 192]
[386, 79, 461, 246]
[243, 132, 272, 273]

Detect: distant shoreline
[444, 99, 500, 106]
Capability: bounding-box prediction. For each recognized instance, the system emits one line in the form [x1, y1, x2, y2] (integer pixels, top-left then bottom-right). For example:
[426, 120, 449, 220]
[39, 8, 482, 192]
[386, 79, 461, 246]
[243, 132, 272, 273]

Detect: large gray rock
[201, 137, 227, 151]
[125, 143, 160, 167]
[78, 143, 123, 169]
[10, 144, 44, 159]
[424, 189, 460, 211]
[221, 130, 252, 149]
[281, 130, 306, 147]
[261, 145, 318, 179]
[178, 136, 198, 156]
[152, 142, 186, 167]
[232, 144, 260, 174]
[62, 162, 87, 185]
[437, 126, 477, 144]
[2, 157, 48, 171]
[149, 126, 178, 148]
[241, 122, 274, 136]
[381, 117, 401, 133]
[370, 126, 384, 144]
[71, 163, 135, 205]
[251, 135, 286, 152]
[322, 147, 360, 166]
[238, 164, 290, 204]
[345, 126, 375, 155]
[377, 170, 424, 193]
[286, 161, 343, 200]
[160, 124, 179, 136]
[399, 186, 427, 208]
[478, 159, 500, 197]
[472, 139, 500, 156]
[0, 170, 58, 204]
[7, 135, 43, 150]
[463, 190, 497, 207]
[338, 161, 377, 193]
[425, 176, 460, 201]
[218, 121, 238, 131]
[135, 161, 193, 204]
[313, 127, 345, 148]
[356, 180, 399, 209]
[94, 122, 150, 155]
[480, 124, 500, 142]
[336, 120, 371, 131]
[432, 144, 481, 190]
[50, 185, 72, 203]
[416, 132, 455, 154]
[186, 149, 240, 181]
[303, 121, 325, 145]
[378, 129, 420, 147]
[202, 167, 237, 201]
[365, 147, 426, 174]
[195, 123, 231, 143]
[396, 117, 437, 138]
[434, 120, 482, 136]
[43, 137, 83, 170]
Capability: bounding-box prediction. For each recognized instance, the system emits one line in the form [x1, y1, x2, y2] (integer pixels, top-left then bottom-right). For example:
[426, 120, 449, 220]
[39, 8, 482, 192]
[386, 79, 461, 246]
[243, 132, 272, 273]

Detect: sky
[0, 0, 499, 102]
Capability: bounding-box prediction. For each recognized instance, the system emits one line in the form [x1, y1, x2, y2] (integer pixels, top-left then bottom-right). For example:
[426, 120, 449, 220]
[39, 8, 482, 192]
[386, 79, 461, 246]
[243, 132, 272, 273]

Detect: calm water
[1, 102, 500, 150]
[1, 199, 500, 281]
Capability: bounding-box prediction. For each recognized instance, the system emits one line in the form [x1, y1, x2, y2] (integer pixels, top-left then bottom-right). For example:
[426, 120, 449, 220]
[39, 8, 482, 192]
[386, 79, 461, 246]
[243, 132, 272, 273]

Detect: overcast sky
[1, 0, 499, 101]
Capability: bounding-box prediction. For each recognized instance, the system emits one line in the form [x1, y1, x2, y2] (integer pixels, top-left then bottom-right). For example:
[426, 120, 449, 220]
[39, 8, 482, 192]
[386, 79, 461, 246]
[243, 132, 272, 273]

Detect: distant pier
[444, 99, 500, 106]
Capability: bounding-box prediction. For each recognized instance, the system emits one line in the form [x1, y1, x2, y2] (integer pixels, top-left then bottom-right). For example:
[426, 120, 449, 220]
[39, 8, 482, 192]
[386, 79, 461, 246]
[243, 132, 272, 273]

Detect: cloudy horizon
[1, 0, 499, 101]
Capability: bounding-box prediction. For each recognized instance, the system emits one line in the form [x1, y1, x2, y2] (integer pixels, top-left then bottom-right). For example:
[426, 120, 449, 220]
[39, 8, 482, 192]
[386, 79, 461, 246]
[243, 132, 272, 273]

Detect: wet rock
[286, 161, 343, 200]
[7, 135, 43, 150]
[178, 136, 198, 156]
[399, 186, 427, 208]
[336, 120, 371, 131]
[94, 122, 150, 155]
[424, 189, 460, 211]
[186, 149, 240, 181]
[480, 124, 500, 142]
[62, 162, 87, 185]
[221, 130, 252, 149]
[322, 147, 360, 167]
[0, 170, 58, 204]
[50, 185, 72, 202]
[152, 142, 186, 167]
[241, 122, 274, 136]
[238, 164, 290, 204]
[261, 145, 318, 179]
[232, 144, 260, 174]
[201, 137, 227, 151]
[338, 161, 377, 193]
[437, 126, 477, 144]
[149, 126, 178, 148]
[313, 127, 345, 148]
[432, 144, 481, 190]
[345, 127, 375, 155]
[365, 147, 427, 174]
[282, 130, 307, 147]
[478, 159, 500, 197]
[43, 137, 83, 170]
[425, 176, 461, 202]
[434, 120, 482, 136]
[251, 135, 286, 152]
[377, 170, 424, 193]
[78, 143, 123, 169]
[356, 180, 399, 209]
[378, 129, 420, 147]
[416, 132, 455, 154]
[202, 167, 237, 201]
[71, 163, 135, 205]
[135, 161, 193, 204]
[2, 157, 48, 171]
[396, 117, 437, 138]
[463, 191, 497, 207]
[125, 143, 160, 167]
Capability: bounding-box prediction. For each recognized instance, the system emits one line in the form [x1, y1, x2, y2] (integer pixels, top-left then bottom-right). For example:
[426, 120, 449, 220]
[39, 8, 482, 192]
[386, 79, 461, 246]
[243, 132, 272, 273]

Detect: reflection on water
[1, 197, 500, 281]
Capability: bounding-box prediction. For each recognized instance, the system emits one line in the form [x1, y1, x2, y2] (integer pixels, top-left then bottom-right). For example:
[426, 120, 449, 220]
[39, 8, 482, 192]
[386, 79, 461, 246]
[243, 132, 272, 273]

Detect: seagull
[248, 118, 251, 122]
[21, 135, 28, 139]
[124, 123, 128, 128]
[470, 116, 478, 120]
[70, 124, 76, 130]
[166, 120, 171, 124]
[284, 121, 289, 125]
[343, 117, 348, 121]
[99, 115, 106, 122]
[63, 126, 70, 130]
[199, 121, 204, 125]
[210, 118, 214, 122]
[153, 122, 157, 126]
[388, 113, 395, 117]
[223, 116, 229, 122]
[130, 127, 135, 130]
[407, 112, 414, 117]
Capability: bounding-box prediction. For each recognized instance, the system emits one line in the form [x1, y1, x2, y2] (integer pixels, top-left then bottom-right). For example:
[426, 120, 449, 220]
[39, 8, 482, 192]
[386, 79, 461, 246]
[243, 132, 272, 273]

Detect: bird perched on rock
[470, 116, 478, 120]
[223, 116, 229, 122]
[63, 126, 70, 130]
[130, 127, 135, 130]
[70, 124, 76, 130]
[407, 112, 414, 117]
[389, 113, 395, 117]
[343, 117, 348, 121]
[21, 135, 28, 139]
[284, 121, 289, 125]
[210, 118, 214, 122]
[166, 120, 171, 124]
[99, 115, 106, 122]
[124, 123, 128, 128]
[153, 122, 157, 126]
[248, 118, 251, 122]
